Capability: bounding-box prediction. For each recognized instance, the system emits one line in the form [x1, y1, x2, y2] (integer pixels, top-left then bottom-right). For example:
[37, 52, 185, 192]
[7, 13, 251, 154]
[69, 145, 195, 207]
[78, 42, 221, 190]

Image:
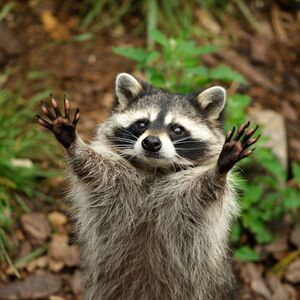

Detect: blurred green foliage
[0, 69, 60, 272]
[114, 30, 300, 261]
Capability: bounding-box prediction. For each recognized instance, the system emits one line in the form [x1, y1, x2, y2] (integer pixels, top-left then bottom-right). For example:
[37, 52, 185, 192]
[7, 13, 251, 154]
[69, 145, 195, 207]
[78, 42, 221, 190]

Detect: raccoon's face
[103, 73, 226, 170]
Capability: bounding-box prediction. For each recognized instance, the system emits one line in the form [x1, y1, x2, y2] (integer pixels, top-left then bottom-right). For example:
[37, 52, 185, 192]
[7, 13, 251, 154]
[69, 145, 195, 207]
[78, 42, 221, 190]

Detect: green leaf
[235, 246, 260, 262]
[113, 47, 149, 63]
[241, 185, 263, 209]
[0, 2, 16, 22]
[72, 33, 94, 42]
[184, 66, 208, 77]
[150, 30, 168, 46]
[242, 209, 273, 243]
[283, 187, 300, 210]
[254, 148, 286, 181]
[27, 71, 50, 80]
[292, 162, 300, 185]
[190, 44, 219, 55]
[231, 223, 242, 243]
[209, 64, 247, 84]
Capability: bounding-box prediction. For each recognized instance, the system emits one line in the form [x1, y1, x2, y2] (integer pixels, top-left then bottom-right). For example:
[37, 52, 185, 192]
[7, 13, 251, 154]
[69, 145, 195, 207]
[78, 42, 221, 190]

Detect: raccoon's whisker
[175, 147, 207, 151]
[173, 137, 193, 144]
[120, 128, 138, 140]
[110, 138, 135, 144]
[174, 141, 203, 145]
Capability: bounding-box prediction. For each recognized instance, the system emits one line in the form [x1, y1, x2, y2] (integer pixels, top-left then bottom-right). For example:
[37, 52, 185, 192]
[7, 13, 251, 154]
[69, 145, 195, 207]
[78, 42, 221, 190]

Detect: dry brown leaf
[250, 35, 271, 64]
[196, 9, 221, 34]
[216, 49, 280, 93]
[271, 5, 288, 43]
[40, 10, 70, 41]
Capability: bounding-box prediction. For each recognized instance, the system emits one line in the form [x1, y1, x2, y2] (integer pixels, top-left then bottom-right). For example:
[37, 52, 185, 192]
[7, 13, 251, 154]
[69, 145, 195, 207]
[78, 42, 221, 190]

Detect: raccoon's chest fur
[69, 163, 237, 300]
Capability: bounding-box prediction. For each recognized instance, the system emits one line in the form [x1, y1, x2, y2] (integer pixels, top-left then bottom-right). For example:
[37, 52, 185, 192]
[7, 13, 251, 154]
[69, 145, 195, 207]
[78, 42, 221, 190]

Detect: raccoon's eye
[172, 125, 185, 136]
[135, 119, 149, 131]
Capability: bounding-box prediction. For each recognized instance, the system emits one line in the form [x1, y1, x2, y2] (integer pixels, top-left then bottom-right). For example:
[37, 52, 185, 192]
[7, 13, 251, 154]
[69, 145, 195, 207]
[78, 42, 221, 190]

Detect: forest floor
[0, 1, 299, 299]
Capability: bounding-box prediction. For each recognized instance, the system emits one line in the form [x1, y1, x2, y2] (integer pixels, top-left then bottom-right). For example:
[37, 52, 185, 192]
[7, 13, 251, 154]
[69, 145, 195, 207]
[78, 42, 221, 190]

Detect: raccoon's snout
[142, 136, 162, 152]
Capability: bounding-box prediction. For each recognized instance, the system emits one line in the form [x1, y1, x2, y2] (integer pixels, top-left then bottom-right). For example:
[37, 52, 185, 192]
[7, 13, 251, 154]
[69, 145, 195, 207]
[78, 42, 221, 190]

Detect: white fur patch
[164, 112, 174, 125]
[113, 109, 158, 128]
[171, 115, 213, 141]
[159, 133, 176, 159]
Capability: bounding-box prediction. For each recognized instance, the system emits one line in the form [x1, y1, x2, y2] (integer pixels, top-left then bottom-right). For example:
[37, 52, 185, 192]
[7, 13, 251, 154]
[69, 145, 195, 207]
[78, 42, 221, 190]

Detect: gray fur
[66, 74, 239, 299]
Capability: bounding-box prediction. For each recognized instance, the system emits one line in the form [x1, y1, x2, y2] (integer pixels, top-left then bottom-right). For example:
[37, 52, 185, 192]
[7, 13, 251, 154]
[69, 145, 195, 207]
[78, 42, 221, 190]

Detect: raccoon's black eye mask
[168, 124, 186, 139]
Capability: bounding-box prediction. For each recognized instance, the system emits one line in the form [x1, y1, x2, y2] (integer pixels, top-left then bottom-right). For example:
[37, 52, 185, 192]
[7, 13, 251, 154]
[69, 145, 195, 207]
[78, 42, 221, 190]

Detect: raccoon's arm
[37, 97, 136, 189]
[66, 134, 136, 189]
[165, 122, 259, 204]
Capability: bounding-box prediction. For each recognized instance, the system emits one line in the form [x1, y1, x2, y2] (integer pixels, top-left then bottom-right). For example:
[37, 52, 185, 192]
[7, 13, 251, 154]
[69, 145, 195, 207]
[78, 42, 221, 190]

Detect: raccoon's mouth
[143, 151, 160, 159]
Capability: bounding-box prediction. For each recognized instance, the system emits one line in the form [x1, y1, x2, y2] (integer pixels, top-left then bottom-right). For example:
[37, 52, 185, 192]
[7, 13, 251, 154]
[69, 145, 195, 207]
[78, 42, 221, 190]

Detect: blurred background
[0, 0, 299, 299]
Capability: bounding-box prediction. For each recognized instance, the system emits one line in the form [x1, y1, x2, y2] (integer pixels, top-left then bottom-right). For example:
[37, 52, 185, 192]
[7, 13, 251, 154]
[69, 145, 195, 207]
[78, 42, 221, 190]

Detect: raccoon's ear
[196, 86, 226, 119]
[115, 73, 143, 108]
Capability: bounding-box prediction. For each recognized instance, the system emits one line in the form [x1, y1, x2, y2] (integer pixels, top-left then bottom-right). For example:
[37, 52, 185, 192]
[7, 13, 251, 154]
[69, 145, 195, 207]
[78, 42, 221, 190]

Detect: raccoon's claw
[217, 122, 260, 174]
[37, 96, 80, 149]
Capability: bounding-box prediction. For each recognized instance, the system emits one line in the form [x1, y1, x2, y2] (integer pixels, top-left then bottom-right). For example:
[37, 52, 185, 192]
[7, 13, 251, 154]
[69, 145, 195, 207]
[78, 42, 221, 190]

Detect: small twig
[267, 249, 300, 278]
[13, 243, 49, 270]
[234, 0, 261, 33]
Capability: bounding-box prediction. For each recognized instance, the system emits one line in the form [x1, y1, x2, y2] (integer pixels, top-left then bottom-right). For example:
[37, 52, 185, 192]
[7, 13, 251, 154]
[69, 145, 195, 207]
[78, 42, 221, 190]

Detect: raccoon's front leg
[217, 121, 260, 174]
[37, 97, 104, 186]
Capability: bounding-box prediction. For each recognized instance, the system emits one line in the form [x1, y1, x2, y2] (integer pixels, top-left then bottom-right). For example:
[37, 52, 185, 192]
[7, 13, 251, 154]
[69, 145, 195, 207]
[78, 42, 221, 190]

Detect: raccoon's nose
[142, 136, 162, 152]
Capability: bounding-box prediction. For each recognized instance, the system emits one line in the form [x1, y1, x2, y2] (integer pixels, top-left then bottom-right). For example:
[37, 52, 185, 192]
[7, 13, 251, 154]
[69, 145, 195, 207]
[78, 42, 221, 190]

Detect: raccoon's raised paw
[37, 96, 80, 149]
[217, 121, 260, 174]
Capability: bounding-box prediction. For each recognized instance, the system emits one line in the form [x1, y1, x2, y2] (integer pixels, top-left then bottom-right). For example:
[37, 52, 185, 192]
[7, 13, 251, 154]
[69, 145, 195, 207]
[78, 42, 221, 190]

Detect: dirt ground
[0, 1, 299, 299]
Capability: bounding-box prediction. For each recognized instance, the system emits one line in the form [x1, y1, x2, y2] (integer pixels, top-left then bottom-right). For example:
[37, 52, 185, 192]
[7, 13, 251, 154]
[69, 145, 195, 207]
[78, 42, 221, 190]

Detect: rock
[283, 284, 298, 300]
[285, 258, 300, 283]
[48, 234, 80, 269]
[49, 296, 66, 300]
[48, 211, 67, 232]
[25, 256, 48, 273]
[239, 263, 272, 299]
[20, 213, 51, 246]
[248, 109, 288, 170]
[69, 271, 83, 295]
[265, 235, 288, 258]
[281, 102, 298, 122]
[251, 279, 272, 299]
[48, 259, 64, 273]
[290, 226, 300, 248]
[0, 272, 62, 299]
[64, 245, 80, 267]
[48, 234, 69, 261]
[240, 262, 263, 284]
[268, 276, 290, 300]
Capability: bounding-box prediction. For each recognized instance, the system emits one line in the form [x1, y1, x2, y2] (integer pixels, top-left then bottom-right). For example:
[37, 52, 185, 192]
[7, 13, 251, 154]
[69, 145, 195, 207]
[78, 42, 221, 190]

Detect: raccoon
[37, 73, 259, 300]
